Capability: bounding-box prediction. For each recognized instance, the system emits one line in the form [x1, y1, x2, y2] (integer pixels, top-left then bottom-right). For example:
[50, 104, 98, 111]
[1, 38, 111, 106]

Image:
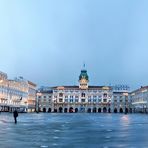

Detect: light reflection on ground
[0, 113, 148, 148]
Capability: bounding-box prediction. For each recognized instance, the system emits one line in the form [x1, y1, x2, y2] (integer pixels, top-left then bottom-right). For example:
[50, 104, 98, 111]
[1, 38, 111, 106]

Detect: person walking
[13, 110, 18, 124]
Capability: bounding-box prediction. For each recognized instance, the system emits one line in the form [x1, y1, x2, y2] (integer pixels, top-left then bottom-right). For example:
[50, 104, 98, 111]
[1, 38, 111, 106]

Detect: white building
[130, 86, 148, 113]
[37, 68, 113, 113]
[112, 85, 131, 113]
[0, 71, 36, 112]
[0, 71, 8, 111]
[36, 87, 53, 112]
[37, 68, 133, 113]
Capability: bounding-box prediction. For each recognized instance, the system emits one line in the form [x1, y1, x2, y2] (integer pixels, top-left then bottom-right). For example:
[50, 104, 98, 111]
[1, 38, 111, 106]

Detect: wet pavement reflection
[0, 113, 148, 148]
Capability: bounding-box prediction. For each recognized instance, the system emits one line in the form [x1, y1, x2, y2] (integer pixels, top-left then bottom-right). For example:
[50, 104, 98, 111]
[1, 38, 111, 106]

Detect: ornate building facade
[130, 86, 148, 113]
[27, 81, 37, 112]
[112, 84, 131, 113]
[37, 68, 133, 113]
[37, 68, 114, 113]
[0, 71, 9, 111]
[0, 71, 36, 112]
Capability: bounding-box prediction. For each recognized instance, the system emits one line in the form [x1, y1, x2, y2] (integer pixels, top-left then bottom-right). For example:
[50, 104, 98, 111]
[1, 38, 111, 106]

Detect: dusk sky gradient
[0, 0, 148, 90]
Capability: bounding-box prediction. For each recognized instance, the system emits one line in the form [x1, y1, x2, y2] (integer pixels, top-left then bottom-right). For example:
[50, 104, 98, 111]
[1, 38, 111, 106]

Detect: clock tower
[79, 67, 89, 89]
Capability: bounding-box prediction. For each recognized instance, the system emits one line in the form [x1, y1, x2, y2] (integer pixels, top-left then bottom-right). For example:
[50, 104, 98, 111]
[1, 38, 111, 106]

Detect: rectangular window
[88, 96, 91, 99]
[88, 99, 91, 102]
[59, 93, 63, 97]
[103, 93, 107, 97]
[81, 99, 85, 102]
[98, 99, 101, 102]
[75, 99, 79, 102]
[70, 99, 73, 102]
[81, 93, 85, 97]
[93, 99, 97, 102]
[103, 99, 107, 102]
[59, 99, 63, 102]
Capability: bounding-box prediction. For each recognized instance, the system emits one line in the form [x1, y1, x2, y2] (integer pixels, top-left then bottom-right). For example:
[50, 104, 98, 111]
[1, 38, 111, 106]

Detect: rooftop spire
[79, 65, 89, 89]
[83, 62, 86, 70]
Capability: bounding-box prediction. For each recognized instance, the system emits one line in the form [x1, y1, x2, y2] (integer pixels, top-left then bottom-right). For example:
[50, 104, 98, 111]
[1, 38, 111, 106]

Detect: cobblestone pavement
[0, 113, 148, 148]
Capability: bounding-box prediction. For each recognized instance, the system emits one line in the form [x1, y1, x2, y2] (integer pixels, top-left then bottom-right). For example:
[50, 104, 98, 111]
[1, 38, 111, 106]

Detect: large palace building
[37, 68, 130, 113]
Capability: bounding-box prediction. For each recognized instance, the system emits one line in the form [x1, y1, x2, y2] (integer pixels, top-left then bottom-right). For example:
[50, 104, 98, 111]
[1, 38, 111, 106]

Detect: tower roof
[79, 69, 89, 81]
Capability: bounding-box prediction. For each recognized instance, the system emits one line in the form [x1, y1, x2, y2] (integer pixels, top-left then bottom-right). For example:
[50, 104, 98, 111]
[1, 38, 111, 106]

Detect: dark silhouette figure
[13, 110, 18, 124]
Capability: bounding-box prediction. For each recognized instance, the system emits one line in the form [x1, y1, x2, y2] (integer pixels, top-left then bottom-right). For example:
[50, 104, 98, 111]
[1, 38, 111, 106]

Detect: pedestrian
[13, 110, 18, 124]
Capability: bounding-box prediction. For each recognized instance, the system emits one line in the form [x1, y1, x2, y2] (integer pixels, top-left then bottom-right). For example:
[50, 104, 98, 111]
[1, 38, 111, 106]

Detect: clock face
[81, 79, 86, 84]
[79, 78, 88, 89]
[80, 79, 88, 88]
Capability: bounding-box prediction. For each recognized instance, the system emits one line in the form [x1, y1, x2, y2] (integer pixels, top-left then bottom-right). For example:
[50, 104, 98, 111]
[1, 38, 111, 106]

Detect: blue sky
[0, 0, 148, 90]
